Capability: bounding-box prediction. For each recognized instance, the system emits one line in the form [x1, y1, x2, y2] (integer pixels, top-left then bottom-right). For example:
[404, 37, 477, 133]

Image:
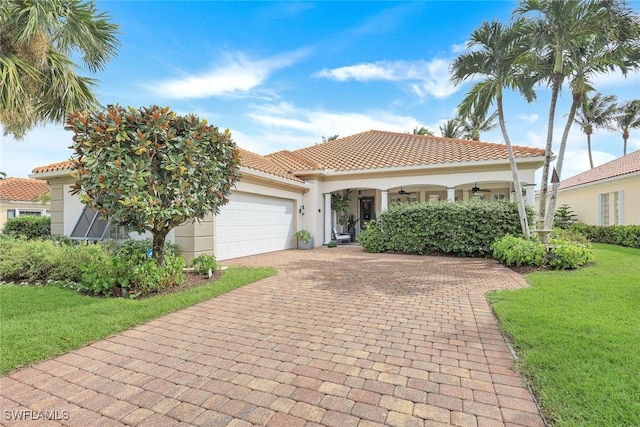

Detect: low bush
[570, 223, 640, 249]
[547, 238, 594, 270]
[191, 254, 218, 275]
[359, 200, 532, 257]
[357, 220, 386, 253]
[2, 216, 50, 239]
[492, 235, 546, 267]
[0, 237, 112, 284]
[78, 252, 185, 297]
[492, 234, 593, 270]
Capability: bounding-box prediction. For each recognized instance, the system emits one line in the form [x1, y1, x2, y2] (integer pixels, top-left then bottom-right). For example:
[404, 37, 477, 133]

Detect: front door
[360, 197, 374, 229]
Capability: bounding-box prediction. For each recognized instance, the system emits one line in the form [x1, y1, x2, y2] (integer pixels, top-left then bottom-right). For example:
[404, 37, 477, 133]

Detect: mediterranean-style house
[31, 130, 546, 262]
[537, 149, 640, 226]
[0, 177, 51, 232]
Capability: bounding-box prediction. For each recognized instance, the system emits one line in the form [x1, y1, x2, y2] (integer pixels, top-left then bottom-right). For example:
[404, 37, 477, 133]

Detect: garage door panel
[215, 192, 295, 260]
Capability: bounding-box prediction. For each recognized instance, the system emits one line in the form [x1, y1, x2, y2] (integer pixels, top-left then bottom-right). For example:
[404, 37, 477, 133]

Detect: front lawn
[488, 244, 640, 426]
[0, 266, 275, 375]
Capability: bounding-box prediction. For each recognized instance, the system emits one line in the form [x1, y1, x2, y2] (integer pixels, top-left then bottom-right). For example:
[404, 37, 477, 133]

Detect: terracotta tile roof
[237, 149, 304, 183]
[265, 150, 324, 172]
[32, 130, 546, 181]
[559, 149, 640, 190]
[277, 130, 545, 172]
[0, 177, 50, 202]
[32, 160, 73, 174]
[32, 152, 305, 183]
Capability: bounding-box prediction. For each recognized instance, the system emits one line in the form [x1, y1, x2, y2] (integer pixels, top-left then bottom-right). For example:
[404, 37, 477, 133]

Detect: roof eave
[312, 156, 546, 177]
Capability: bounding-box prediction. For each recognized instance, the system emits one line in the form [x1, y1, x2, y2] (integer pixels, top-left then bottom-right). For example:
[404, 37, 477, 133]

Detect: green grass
[0, 266, 275, 375]
[488, 244, 640, 426]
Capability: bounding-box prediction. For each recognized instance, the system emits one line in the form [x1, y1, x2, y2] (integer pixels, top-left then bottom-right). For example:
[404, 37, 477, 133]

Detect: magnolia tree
[66, 105, 241, 265]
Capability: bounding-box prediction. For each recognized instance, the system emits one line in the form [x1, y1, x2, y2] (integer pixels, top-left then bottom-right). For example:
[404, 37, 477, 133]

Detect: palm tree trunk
[587, 133, 594, 169]
[538, 72, 562, 225]
[623, 130, 629, 156]
[497, 94, 530, 238]
[544, 92, 581, 229]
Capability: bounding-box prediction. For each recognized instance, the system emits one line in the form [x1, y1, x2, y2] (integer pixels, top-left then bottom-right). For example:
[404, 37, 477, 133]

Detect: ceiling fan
[471, 183, 491, 193]
[399, 187, 407, 195]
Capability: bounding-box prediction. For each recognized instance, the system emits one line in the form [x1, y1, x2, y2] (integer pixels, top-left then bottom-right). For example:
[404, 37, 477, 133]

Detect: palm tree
[515, 0, 640, 228]
[615, 100, 640, 156]
[451, 19, 537, 238]
[412, 126, 434, 136]
[574, 92, 618, 168]
[439, 119, 463, 139]
[0, 0, 119, 139]
[460, 110, 498, 141]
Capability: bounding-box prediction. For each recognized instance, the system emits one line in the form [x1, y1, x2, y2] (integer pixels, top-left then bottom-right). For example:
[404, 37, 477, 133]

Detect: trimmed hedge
[2, 216, 50, 239]
[570, 223, 640, 249]
[359, 200, 533, 257]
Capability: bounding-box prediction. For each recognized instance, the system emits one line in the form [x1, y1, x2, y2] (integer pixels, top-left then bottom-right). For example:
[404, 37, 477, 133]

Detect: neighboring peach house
[31, 130, 546, 262]
[0, 177, 51, 232]
[537, 150, 640, 226]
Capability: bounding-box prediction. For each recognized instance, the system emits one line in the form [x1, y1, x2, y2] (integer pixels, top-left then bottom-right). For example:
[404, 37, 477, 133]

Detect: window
[492, 193, 506, 201]
[599, 191, 624, 226]
[71, 205, 128, 241]
[7, 209, 46, 219]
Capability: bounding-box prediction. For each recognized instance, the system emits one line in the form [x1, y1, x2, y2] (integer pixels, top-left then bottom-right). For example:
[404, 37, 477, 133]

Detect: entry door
[360, 197, 374, 229]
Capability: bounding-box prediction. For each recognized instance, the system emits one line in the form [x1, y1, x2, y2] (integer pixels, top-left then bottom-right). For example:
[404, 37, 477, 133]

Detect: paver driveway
[1, 247, 546, 426]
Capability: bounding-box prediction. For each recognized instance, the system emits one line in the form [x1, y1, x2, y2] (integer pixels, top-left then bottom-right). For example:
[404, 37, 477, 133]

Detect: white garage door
[215, 192, 295, 260]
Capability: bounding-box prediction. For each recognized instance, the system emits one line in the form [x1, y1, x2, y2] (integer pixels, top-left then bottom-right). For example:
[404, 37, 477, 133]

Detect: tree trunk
[587, 132, 594, 169]
[152, 227, 169, 266]
[497, 95, 530, 238]
[544, 92, 581, 229]
[538, 72, 562, 224]
[623, 130, 629, 156]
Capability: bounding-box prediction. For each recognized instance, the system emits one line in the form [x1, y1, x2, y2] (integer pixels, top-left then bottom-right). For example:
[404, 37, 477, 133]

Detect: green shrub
[550, 227, 590, 245]
[191, 254, 218, 275]
[0, 237, 112, 285]
[327, 241, 337, 248]
[2, 216, 50, 239]
[360, 200, 532, 257]
[570, 223, 640, 249]
[50, 243, 112, 283]
[492, 235, 546, 267]
[78, 252, 186, 297]
[357, 220, 387, 253]
[553, 204, 578, 229]
[0, 238, 58, 282]
[547, 238, 594, 270]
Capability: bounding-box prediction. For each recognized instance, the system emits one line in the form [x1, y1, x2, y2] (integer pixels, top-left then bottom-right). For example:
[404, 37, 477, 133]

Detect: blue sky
[2, 0, 640, 185]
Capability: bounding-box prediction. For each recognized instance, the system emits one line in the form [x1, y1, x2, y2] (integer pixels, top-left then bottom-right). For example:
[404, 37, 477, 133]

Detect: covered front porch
[321, 180, 536, 245]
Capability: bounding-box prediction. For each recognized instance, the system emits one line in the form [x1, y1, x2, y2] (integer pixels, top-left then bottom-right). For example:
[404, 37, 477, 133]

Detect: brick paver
[0, 247, 546, 426]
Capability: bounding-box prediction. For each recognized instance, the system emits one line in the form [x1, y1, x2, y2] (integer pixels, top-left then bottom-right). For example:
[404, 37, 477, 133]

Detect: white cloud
[315, 59, 458, 99]
[149, 50, 308, 99]
[1, 124, 73, 178]
[314, 63, 395, 81]
[591, 69, 640, 94]
[516, 114, 538, 123]
[239, 101, 420, 154]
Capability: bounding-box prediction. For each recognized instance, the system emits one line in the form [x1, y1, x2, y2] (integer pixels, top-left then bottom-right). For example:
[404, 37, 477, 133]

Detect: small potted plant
[295, 229, 314, 250]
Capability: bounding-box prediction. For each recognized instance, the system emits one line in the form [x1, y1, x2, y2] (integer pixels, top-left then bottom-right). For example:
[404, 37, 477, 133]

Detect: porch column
[323, 193, 332, 244]
[447, 187, 455, 202]
[525, 184, 536, 206]
[380, 190, 389, 212]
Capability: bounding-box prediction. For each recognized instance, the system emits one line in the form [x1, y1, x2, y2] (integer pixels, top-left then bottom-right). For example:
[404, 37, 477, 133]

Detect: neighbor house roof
[268, 130, 546, 172]
[559, 149, 640, 190]
[0, 177, 50, 201]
